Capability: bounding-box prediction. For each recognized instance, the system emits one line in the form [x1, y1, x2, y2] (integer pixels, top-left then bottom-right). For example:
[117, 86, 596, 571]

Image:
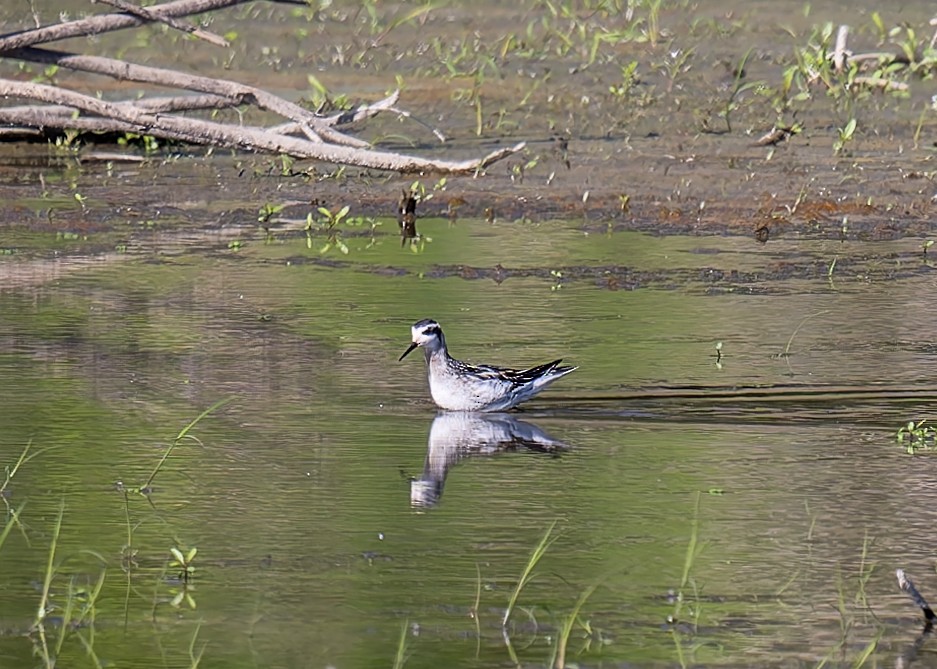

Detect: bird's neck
[424, 338, 450, 365]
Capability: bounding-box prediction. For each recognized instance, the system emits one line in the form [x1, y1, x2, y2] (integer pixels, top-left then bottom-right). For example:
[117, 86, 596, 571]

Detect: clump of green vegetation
[170, 545, 198, 583]
[497, 520, 608, 668]
[813, 536, 882, 667]
[167, 545, 199, 610]
[1, 402, 227, 668]
[30, 500, 109, 669]
[304, 204, 383, 254]
[833, 117, 857, 155]
[303, 74, 351, 113]
[897, 420, 937, 454]
[257, 202, 285, 225]
[117, 132, 161, 154]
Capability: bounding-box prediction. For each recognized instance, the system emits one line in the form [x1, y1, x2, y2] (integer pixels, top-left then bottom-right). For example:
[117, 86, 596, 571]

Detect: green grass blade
[392, 618, 409, 669]
[141, 397, 233, 490]
[671, 493, 705, 626]
[502, 519, 558, 628]
[73, 631, 105, 669]
[472, 562, 482, 658]
[850, 633, 881, 668]
[680, 492, 701, 589]
[0, 502, 25, 552]
[36, 499, 65, 627]
[175, 397, 234, 443]
[2, 440, 62, 495]
[56, 576, 76, 655]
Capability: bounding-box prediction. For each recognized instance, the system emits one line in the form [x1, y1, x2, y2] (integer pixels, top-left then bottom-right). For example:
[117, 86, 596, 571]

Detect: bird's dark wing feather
[459, 359, 570, 387]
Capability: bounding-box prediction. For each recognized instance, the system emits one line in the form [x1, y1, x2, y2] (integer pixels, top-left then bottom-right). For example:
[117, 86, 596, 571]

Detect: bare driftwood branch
[832, 25, 848, 73]
[268, 93, 447, 142]
[0, 0, 245, 53]
[122, 93, 239, 113]
[852, 76, 909, 92]
[1, 91, 401, 127]
[91, 0, 229, 47]
[0, 94, 237, 117]
[0, 80, 525, 173]
[269, 90, 402, 133]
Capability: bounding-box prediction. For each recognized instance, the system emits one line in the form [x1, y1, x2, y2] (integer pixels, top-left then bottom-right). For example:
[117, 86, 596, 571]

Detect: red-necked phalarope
[399, 318, 577, 411]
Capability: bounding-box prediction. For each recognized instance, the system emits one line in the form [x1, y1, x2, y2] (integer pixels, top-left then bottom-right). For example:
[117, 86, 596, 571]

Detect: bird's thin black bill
[399, 342, 418, 361]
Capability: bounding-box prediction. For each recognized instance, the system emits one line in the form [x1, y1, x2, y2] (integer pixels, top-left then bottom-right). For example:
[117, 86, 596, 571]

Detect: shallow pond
[2, 209, 937, 668]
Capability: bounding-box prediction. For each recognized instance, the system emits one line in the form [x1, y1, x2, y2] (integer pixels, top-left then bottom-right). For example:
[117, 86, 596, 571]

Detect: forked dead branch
[0, 0, 524, 173]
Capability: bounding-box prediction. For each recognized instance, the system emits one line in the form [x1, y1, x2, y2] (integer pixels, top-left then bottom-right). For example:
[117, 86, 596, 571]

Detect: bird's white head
[399, 319, 445, 361]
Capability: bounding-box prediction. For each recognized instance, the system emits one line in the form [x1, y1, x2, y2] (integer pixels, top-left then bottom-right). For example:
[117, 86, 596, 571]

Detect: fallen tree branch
[0, 80, 526, 172]
[9, 46, 370, 147]
[852, 76, 909, 92]
[0, 0, 247, 53]
[1, 90, 401, 133]
[0, 0, 523, 173]
[270, 90, 402, 132]
[833, 25, 848, 73]
[91, 0, 229, 47]
[0, 94, 238, 117]
[269, 97, 445, 142]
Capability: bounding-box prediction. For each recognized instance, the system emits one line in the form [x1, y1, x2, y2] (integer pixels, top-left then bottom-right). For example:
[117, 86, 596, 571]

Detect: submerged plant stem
[782, 310, 829, 358]
[188, 622, 206, 669]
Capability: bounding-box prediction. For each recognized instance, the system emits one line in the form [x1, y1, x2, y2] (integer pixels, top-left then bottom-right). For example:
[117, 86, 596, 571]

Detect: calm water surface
[1, 215, 935, 668]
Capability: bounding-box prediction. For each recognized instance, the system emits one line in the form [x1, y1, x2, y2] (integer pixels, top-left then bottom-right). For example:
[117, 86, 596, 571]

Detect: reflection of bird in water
[410, 412, 570, 508]
[896, 569, 936, 669]
[399, 319, 577, 411]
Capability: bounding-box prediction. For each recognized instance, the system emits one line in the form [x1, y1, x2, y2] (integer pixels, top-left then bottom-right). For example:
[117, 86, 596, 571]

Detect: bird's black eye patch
[422, 325, 441, 336]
